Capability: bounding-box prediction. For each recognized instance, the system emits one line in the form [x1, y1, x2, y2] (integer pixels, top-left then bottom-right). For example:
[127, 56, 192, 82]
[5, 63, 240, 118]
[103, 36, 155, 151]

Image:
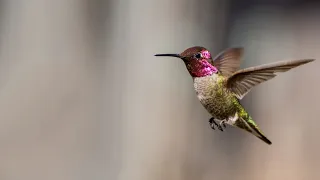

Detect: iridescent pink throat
[189, 60, 218, 77]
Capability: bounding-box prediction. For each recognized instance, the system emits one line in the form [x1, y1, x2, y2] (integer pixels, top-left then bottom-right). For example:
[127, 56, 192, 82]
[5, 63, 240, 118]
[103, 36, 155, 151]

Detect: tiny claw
[209, 117, 215, 130]
[209, 118, 227, 131]
[222, 121, 226, 128]
[217, 125, 224, 131]
[209, 117, 214, 123]
[218, 120, 227, 131]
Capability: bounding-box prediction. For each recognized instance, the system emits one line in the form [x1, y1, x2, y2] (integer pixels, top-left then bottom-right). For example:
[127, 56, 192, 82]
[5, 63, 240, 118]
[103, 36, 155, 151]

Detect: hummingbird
[155, 46, 314, 145]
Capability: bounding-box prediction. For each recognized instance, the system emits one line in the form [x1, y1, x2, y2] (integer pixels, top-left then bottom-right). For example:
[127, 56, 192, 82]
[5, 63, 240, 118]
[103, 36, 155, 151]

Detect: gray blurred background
[0, 0, 319, 179]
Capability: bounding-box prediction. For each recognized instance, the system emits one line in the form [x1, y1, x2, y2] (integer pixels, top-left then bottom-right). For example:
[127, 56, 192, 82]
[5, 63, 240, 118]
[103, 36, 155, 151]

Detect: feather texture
[211, 47, 244, 77]
[226, 59, 315, 99]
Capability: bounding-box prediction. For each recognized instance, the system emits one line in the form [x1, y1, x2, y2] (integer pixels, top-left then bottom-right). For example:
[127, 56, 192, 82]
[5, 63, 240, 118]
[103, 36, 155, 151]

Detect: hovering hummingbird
[155, 46, 314, 145]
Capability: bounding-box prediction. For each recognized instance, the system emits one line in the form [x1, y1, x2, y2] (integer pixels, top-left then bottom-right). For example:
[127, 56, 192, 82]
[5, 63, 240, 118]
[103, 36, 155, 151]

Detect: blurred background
[0, 0, 319, 179]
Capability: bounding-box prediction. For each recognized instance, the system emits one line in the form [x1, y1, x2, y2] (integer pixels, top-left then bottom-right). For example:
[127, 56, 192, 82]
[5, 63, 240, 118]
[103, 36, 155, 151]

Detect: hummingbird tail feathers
[256, 132, 272, 145]
[246, 116, 272, 145]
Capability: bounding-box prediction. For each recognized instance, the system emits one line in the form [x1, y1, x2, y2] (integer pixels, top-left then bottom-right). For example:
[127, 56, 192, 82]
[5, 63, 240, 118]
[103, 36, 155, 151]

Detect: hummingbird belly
[194, 74, 238, 120]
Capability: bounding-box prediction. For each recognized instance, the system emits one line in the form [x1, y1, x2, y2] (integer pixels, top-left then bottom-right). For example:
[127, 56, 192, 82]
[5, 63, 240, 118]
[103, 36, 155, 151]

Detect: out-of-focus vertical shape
[290, 5, 320, 180]
[228, 3, 320, 180]
[0, 0, 101, 179]
[85, 1, 117, 179]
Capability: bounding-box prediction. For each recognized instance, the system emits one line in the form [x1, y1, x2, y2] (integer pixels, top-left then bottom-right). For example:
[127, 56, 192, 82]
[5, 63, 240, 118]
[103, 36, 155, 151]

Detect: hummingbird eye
[194, 53, 202, 59]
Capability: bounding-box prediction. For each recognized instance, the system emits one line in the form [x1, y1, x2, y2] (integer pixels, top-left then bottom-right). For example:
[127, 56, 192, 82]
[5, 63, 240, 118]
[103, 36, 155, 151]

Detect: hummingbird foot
[219, 120, 227, 130]
[209, 118, 226, 131]
[209, 117, 218, 130]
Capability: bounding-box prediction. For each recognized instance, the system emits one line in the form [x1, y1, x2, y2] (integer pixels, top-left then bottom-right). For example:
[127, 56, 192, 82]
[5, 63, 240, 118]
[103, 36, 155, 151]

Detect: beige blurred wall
[0, 0, 231, 180]
[0, 0, 319, 180]
[0, 1, 102, 179]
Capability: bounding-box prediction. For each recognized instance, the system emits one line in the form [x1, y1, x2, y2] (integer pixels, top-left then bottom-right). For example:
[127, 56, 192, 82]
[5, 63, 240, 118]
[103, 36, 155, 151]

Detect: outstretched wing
[210, 47, 244, 77]
[226, 59, 314, 99]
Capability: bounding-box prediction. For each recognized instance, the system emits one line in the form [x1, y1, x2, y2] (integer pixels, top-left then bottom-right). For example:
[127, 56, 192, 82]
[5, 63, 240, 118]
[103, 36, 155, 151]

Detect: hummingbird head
[155, 46, 218, 77]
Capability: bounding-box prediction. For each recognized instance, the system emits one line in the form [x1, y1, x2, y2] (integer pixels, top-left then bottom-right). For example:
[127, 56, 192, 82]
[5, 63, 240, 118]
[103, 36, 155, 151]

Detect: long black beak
[154, 54, 181, 58]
